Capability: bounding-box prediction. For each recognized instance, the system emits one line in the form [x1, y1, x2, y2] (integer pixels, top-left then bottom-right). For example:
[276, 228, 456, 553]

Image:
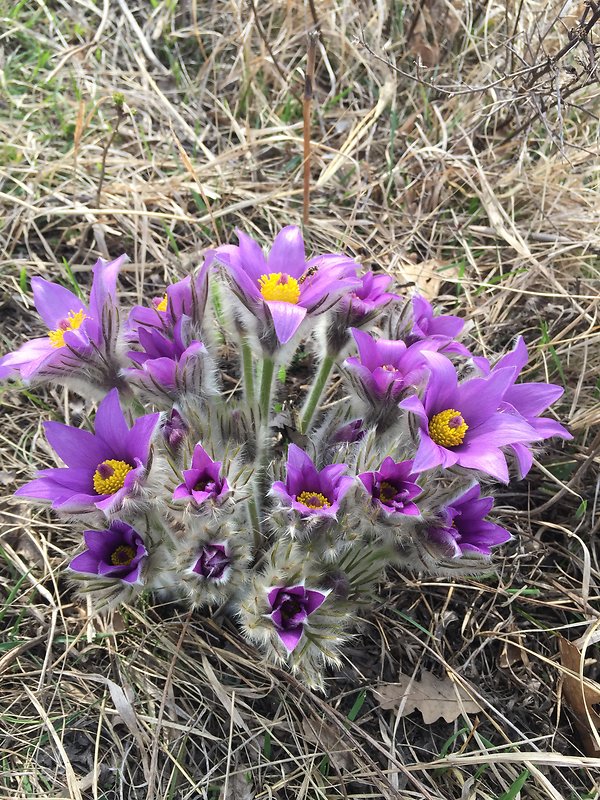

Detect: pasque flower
[173, 443, 230, 506]
[0, 255, 127, 386]
[358, 457, 421, 515]
[326, 272, 401, 353]
[344, 328, 437, 401]
[424, 484, 511, 558]
[192, 543, 231, 581]
[272, 444, 353, 517]
[267, 584, 329, 652]
[125, 316, 207, 397]
[127, 262, 211, 335]
[15, 389, 159, 513]
[473, 336, 573, 477]
[400, 353, 537, 482]
[69, 520, 147, 583]
[212, 226, 360, 346]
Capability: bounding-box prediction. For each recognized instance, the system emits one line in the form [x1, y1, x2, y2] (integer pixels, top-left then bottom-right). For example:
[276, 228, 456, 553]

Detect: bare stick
[96, 94, 125, 208]
[303, 32, 318, 228]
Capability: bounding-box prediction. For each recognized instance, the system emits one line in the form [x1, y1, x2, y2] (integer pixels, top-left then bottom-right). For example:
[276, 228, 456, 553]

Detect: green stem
[248, 496, 262, 550]
[259, 357, 275, 422]
[300, 354, 335, 433]
[241, 338, 255, 405]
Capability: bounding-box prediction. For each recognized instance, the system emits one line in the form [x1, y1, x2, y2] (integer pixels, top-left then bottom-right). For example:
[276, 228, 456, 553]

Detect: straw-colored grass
[0, 1, 599, 798]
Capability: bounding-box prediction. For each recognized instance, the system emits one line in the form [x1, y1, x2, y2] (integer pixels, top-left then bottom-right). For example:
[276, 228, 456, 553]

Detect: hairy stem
[241, 338, 255, 405]
[259, 357, 275, 423]
[300, 354, 335, 433]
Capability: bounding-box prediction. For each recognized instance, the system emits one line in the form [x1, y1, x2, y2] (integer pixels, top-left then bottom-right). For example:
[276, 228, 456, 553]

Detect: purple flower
[358, 457, 421, 515]
[330, 418, 364, 444]
[342, 272, 401, 322]
[0, 255, 126, 385]
[212, 226, 360, 346]
[127, 262, 210, 335]
[400, 353, 538, 483]
[473, 337, 573, 478]
[173, 443, 229, 506]
[192, 543, 231, 581]
[272, 444, 353, 517]
[15, 389, 159, 514]
[409, 295, 464, 342]
[267, 584, 329, 652]
[344, 328, 437, 401]
[69, 520, 148, 583]
[125, 316, 206, 397]
[162, 408, 188, 450]
[425, 484, 511, 558]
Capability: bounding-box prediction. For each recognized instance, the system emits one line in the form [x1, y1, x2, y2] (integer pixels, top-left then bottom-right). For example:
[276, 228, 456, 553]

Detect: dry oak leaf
[558, 636, 600, 757]
[376, 670, 482, 724]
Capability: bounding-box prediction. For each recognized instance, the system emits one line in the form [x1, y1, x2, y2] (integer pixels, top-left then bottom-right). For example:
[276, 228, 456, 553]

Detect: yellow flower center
[296, 490, 330, 509]
[93, 459, 134, 495]
[378, 481, 397, 503]
[258, 273, 300, 304]
[428, 408, 469, 448]
[48, 310, 87, 348]
[155, 294, 168, 312]
[110, 544, 136, 566]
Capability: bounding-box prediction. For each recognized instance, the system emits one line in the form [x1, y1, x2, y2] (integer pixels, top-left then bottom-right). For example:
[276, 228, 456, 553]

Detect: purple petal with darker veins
[31, 277, 86, 329]
[88, 254, 127, 322]
[266, 301, 307, 344]
[268, 226, 306, 277]
[276, 625, 304, 652]
[124, 413, 160, 465]
[93, 389, 130, 454]
[143, 357, 177, 388]
[458, 368, 517, 427]
[0, 337, 57, 380]
[69, 550, 101, 574]
[468, 413, 536, 447]
[43, 421, 107, 470]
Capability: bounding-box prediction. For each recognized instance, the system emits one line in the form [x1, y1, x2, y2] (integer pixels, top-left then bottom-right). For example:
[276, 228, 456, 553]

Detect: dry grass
[0, 1, 599, 798]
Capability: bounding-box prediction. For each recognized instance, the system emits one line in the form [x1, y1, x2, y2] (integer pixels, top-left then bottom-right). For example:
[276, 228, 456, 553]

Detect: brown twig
[303, 32, 318, 228]
[248, 0, 301, 102]
[96, 94, 125, 208]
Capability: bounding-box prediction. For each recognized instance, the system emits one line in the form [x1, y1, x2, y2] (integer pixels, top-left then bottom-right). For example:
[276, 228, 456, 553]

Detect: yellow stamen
[296, 490, 330, 509]
[258, 273, 300, 304]
[110, 544, 136, 566]
[155, 294, 168, 312]
[48, 310, 87, 349]
[379, 481, 397, 503]
[93, 459, 134, 495]
[428, 408, 469, 448]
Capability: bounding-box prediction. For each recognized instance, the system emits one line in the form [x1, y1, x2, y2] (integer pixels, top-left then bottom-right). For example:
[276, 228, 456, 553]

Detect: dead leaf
[301, 717, 355, 771]
[559, 637, 600, 756]
[397, 257, 458, 300]
[376, 670, 482, 724]
[499, 630, 530, 670]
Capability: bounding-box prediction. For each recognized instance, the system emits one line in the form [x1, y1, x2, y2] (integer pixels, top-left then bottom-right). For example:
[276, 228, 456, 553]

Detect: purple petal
[510, 443, 533, 479]
[235, 229, 268, 282]
[412, 433, 445, 473]
[43, 422, 106, 470]
[305, 589, 328, 615]
[69, 550, 100, 574]
[457, 445, 509, 483]
[266, 301, 307, 344]
[124, 412, 160, 465]
[88, 254, 127, 321]
[93, 389, 129, 453]
[505, 383, 564, 418]
[276, 625, 304, 653]
[267, 226, 306, 277]
[32, 278, 86, 328]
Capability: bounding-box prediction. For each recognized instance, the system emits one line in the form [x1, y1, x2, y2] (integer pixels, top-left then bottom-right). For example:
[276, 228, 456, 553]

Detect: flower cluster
[2, 226, 571, 688]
